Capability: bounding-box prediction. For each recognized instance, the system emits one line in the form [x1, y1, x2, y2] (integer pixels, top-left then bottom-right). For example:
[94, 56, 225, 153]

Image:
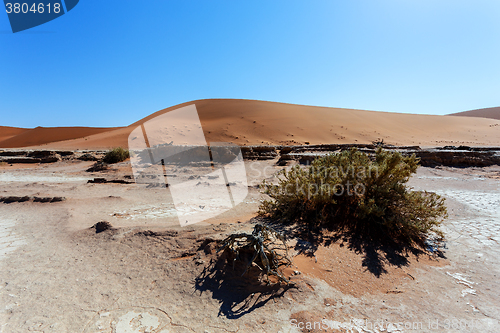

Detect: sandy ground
[2, 99, 500, 150]
[0, 159, 499, 332]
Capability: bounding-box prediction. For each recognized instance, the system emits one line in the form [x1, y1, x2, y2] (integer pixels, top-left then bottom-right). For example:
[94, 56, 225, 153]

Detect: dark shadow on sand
[262, 217, 446, 278]
[194, 248, 293, 319]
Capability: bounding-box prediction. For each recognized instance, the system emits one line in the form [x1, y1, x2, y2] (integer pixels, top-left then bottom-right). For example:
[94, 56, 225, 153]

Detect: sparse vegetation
[259, 148, 447, 246]
[103, 147, 129, 164]
[218, 224, 292, 284]
[92, 221, 113, 233]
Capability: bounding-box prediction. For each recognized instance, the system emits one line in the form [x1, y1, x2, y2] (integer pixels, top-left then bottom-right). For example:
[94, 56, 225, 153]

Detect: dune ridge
[0, 126, 120, 149]
[2, 99, 500, 149]
[0, 126, 29, 144]
[449, 106, 500, 121]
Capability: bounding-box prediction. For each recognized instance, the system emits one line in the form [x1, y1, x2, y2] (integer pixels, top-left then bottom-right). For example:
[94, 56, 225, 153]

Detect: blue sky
[1, 0, 499, 128]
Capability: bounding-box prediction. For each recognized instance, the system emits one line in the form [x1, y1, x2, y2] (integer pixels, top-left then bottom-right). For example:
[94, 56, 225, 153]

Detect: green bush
[103, 147, 130, 164]
[259, 148, 447, 246]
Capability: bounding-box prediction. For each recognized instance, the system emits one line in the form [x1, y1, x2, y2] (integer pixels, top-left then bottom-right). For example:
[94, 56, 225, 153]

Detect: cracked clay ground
[0, 160, 499, 332]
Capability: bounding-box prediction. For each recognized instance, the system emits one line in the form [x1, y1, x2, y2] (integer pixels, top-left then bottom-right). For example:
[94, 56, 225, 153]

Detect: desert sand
[1, 99, 500, 150]
[0, 127, 28, 145]
[449, 107, 500, 121]
[0, 126, 119, 149]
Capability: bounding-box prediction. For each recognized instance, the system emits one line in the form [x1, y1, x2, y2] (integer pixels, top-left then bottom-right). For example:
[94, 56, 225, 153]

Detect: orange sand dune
[0, 126, 119, 149]
[449, 107, 500, 121]
[3, 99, 500, 150]
[0, 126, 29, 144]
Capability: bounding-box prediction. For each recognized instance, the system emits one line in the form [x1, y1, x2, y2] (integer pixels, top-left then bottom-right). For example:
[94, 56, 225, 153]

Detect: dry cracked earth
[0, 158, 499, 333]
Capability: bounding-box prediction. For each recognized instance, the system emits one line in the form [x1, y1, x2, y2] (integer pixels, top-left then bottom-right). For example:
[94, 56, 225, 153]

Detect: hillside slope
[3, 99, 500, 149]
[0, 126, 120, 148]
[449, 107, 500, 121]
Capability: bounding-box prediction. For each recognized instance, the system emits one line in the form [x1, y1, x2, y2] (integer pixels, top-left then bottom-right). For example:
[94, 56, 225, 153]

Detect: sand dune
[449, 106, 500, 121]
[2, 99, 500, 149]
[0, 126, 28, 144]
[0, 126, 119, 149]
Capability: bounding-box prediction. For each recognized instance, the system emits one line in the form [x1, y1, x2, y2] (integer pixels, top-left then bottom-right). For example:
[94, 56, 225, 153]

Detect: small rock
[88, 178, 107, 184]
[86, 162, 109, 172]
[33, 197, 52, 203]
[78, 153, 98, 161]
